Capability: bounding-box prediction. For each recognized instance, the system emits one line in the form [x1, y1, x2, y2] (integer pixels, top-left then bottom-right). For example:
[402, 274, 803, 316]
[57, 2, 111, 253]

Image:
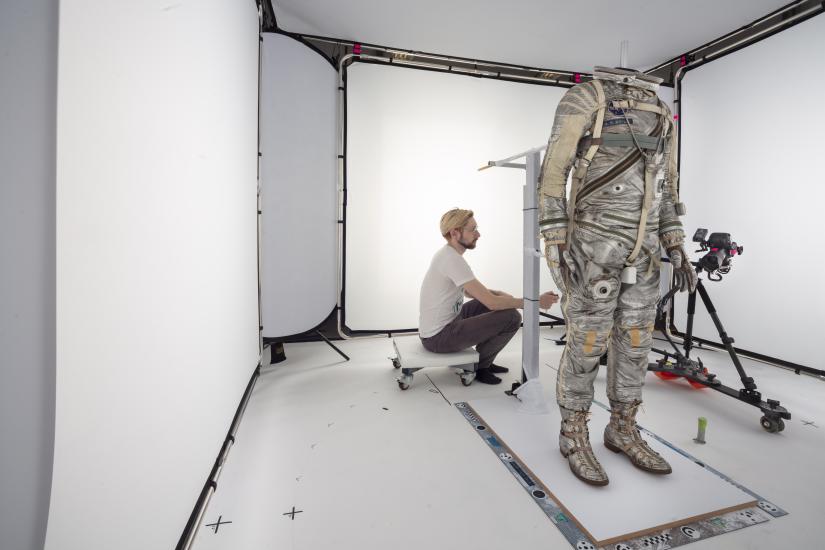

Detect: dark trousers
[421, 300, 521, 370]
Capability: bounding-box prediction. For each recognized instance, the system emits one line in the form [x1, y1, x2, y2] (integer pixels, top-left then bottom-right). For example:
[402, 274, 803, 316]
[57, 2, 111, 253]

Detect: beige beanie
[440, 208, 474, 239]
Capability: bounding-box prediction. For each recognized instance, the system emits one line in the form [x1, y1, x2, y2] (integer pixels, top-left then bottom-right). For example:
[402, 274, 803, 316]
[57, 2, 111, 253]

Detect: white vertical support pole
[620, 40, 630, 68]
[521, 150, 541, 382]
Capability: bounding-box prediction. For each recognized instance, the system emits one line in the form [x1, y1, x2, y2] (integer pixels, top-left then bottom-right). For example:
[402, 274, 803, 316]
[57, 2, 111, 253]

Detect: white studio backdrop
[50, 2, 259, 550]
[0, 2, 57, 549]
[345, 63, 566, 331]
[261, 34, 338, 338]
[678, 13, 825, 369]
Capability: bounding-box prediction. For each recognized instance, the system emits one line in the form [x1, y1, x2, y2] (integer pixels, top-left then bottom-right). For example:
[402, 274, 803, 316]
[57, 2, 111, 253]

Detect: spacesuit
[539, 67, 697, 485]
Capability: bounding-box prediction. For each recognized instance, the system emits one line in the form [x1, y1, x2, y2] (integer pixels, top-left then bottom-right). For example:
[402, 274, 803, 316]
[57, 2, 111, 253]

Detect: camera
[692, 228, 743, 280]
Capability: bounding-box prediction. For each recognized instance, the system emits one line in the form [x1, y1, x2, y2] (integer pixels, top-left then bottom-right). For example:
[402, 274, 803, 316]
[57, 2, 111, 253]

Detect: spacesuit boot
[559, 407, 609, 486]
[604, 400, 672, 474]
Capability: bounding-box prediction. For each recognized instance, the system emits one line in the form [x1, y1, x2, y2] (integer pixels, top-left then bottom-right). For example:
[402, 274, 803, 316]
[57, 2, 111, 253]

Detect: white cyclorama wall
[0, 2, 57, 550]
[345, 63, 566, 331]
[677, 14, 825, 369]
[260, 34, 337, 338]
[50, 2, 259, 550]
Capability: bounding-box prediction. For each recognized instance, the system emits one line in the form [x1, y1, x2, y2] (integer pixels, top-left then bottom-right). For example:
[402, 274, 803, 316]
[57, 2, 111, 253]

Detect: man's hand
[539, 291, 560, 309]
[668, 245, 698, 292]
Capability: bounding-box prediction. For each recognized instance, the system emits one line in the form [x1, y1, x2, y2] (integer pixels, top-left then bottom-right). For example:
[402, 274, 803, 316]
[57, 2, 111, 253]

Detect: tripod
[648, 265, 791, 433]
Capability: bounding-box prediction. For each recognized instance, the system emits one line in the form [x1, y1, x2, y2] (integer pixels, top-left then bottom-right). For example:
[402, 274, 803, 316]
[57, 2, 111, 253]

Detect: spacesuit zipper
[575, 220, 652, 257]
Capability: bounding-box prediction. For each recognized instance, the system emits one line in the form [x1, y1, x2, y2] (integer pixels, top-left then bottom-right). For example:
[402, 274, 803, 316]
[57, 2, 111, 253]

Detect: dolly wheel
[760, 415, 784, 433]
[397, 380, 410, 390]
[391, 358, 401, 369]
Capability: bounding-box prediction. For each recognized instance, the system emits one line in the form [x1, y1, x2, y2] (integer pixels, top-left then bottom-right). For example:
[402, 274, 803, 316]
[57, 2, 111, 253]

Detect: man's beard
[459, 237, 477, 250]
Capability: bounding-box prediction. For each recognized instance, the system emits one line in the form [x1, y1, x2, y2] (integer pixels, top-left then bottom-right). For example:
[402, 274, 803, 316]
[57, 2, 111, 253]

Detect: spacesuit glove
[543, 238, 569, 292]
[668, 245, 697, 293]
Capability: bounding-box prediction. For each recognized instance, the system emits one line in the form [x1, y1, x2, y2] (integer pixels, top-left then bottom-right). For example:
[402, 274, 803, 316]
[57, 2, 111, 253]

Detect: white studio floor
[192, 326, 825, 550]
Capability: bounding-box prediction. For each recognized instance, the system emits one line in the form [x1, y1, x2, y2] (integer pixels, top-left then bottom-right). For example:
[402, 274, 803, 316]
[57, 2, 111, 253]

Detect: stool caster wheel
[460, 372, 475, 386]
[391, 357, 401, 369]
[397, 373, 413, 390]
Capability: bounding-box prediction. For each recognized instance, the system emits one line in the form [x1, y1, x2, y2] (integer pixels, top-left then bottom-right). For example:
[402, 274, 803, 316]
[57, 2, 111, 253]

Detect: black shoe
[475, 369, 502, 385]
[489, 364, 509, 374]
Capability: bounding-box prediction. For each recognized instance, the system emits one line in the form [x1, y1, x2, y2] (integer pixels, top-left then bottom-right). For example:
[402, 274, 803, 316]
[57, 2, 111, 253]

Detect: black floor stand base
[649, 275, 791, 433]
[265, 330, 350, 364]
[270, 342, 287, 364]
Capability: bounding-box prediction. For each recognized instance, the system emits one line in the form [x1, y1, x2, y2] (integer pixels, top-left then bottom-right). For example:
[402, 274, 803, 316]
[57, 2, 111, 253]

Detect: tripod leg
[683, 286, 698, 359]
[695, 283, 756, 391]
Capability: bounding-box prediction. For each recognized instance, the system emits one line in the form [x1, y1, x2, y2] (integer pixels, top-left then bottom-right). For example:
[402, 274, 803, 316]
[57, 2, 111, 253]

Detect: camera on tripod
[692, 228, 743, 280]
[652, 228, 790, 433]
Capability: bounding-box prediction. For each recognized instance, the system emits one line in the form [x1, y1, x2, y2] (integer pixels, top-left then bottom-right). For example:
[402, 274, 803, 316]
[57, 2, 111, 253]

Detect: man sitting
[419, 208, 559, 385]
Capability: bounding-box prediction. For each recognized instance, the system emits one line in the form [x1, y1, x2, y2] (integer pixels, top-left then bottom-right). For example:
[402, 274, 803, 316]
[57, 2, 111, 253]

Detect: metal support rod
[333, 54, 405, 342]
[619, 40, 630, 68]
[176, 364, 261, 550]
[179, 485, 216, 550]
[491, 145, 545, 166]
[307, 35, 581, 77]
[644, 0, 814, 75]
[316, 330, 351, 361]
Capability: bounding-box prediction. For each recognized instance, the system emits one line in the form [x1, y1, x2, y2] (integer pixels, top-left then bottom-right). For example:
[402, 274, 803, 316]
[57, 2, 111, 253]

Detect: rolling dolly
[390, 335, 479, 390]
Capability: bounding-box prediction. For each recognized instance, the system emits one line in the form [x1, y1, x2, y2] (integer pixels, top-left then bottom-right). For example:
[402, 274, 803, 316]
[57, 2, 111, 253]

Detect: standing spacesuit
[539, 67, 697, 486]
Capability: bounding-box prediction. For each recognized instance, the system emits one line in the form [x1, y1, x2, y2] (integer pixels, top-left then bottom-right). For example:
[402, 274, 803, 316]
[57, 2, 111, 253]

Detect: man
[539, 67, 697, 485]
[419, 208, 559, 385]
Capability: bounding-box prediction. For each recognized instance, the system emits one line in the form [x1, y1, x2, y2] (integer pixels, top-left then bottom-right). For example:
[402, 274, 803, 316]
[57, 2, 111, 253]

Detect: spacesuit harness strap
[624, 103, 669, 268]
[624, 161, 656, 268]
[591, 133, 661, 149]
[568, 86, 672, 279]
[612, 97, 682, 232]
[566, 79, 606, 245]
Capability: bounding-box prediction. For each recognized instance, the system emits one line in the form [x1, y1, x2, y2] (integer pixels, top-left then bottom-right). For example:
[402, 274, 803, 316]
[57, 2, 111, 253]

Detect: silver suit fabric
[539, 72, 686, 411]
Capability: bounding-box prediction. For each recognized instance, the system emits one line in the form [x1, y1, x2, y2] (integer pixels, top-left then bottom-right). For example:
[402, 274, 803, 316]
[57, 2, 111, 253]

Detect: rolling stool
[390, 335, 479, 390]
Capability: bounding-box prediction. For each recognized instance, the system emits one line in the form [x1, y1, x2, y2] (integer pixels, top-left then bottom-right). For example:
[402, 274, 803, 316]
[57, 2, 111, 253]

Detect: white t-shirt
[419, 245, 476, 338]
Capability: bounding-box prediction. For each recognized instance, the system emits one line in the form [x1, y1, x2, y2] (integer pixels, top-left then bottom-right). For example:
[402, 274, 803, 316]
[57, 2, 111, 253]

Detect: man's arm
[464, 280, 559, 310]
[464, 288, 511, 299]
[464, 280, 521, 310]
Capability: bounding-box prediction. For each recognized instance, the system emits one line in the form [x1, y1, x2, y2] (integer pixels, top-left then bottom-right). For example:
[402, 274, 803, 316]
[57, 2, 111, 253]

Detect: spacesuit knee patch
[630, 328, 641, 348]
[621, 323, 653, 349]
[577, 329, 609, 357]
